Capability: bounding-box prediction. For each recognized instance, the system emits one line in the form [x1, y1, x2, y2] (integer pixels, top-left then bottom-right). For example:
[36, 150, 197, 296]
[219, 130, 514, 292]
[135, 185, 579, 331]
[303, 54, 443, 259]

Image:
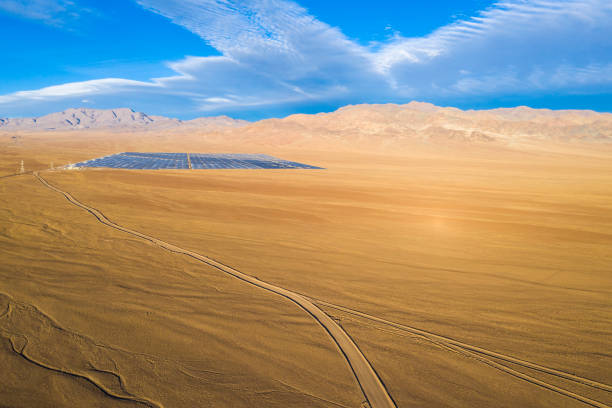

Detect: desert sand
[1, 104, 611, 407]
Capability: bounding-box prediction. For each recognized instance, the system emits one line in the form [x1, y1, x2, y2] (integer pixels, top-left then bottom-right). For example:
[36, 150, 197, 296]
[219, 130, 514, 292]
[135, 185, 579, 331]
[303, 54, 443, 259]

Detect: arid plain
[1, 104, 611, 407]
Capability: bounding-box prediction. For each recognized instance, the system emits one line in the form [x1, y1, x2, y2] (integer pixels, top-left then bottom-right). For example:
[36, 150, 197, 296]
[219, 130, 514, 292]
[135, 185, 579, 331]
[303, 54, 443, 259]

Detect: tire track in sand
[0, 171, 33, 180]
[314, 299, 611, 408]
[34, 172, 396, 408]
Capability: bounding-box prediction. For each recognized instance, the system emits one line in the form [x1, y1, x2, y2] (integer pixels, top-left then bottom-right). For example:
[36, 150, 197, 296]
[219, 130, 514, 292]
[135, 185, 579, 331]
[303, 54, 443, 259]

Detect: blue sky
[1, 0, 611, 120]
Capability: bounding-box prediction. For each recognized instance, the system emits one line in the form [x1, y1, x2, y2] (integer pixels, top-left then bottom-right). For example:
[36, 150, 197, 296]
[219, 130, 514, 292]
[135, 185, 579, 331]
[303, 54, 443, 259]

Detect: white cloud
[0, 0, 81, 25]
[1, 0, 611, 114]
[0, 78, 159, 103]
[377, 0, 610, 67]
[380, 0, 612, 97]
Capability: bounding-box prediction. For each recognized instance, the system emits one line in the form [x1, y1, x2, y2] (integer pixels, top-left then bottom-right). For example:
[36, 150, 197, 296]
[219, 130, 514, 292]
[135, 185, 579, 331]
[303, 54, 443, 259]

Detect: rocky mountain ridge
[2, 103, 611, 148]
[241, 102, 612, 146]
[0, 108, 248, 131]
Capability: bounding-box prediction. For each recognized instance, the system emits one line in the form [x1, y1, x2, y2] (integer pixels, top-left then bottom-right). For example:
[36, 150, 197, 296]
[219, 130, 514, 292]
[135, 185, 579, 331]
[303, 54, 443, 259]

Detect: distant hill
[2, 104, 611, 150]
[228, 102, 612, 149]
[0, 108, 249, 131]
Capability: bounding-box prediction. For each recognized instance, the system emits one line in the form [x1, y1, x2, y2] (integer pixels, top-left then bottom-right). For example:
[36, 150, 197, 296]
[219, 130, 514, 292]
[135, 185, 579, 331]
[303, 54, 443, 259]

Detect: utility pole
[19, 160, 24, 174]
[50, 162, 54, 170]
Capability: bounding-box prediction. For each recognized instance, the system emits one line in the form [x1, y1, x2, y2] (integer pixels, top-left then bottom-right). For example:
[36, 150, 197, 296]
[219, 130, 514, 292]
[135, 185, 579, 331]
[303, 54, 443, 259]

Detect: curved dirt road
[35, 172, 396, 408]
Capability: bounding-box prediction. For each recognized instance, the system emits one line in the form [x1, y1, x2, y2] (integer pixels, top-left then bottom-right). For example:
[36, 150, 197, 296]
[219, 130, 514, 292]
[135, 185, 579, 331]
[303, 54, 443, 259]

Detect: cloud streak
[0, 78, 159, 104]
[1, 0, 611, 115]
[0, 0, 82, 25]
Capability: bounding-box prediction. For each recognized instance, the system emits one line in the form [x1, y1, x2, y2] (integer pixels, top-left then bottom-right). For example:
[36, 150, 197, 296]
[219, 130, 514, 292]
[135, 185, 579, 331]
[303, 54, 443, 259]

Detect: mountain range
[2, 104, 611, 146]
[0, 108, 248, 131]
[222, 102, 612, 150]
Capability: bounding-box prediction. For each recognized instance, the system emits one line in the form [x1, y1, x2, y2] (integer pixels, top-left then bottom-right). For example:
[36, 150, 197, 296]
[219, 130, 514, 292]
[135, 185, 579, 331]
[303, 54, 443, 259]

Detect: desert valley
[1, 103, 611, 407]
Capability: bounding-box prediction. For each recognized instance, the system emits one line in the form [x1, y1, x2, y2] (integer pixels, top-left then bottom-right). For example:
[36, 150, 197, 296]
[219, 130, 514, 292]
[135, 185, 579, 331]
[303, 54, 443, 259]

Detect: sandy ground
[1, 130, 611, 407]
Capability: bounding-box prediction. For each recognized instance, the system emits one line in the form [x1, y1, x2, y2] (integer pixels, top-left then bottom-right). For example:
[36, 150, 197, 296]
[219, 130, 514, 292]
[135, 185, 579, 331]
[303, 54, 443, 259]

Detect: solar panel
[72, 153, 323, 170]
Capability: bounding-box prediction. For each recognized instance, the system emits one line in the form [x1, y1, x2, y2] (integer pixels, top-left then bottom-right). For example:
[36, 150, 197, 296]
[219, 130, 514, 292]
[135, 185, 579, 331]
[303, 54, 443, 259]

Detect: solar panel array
[73, 152, 322, 170]
[74, 152, 189, 169]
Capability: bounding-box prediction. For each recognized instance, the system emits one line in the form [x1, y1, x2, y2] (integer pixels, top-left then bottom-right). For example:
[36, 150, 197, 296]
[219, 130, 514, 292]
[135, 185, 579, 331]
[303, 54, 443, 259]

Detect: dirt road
[34, 172, 396, 408]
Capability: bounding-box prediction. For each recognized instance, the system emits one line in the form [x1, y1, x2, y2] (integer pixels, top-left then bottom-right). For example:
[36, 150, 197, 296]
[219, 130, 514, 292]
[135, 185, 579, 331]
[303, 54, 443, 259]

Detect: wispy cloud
[133, 0, 376, 105]
[451, 63, 612, 95]
[0, 78, 159, 104]
[1, 0, 611, 114]
[0, 0, 82, 25]
[378, 0, 612, 90]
